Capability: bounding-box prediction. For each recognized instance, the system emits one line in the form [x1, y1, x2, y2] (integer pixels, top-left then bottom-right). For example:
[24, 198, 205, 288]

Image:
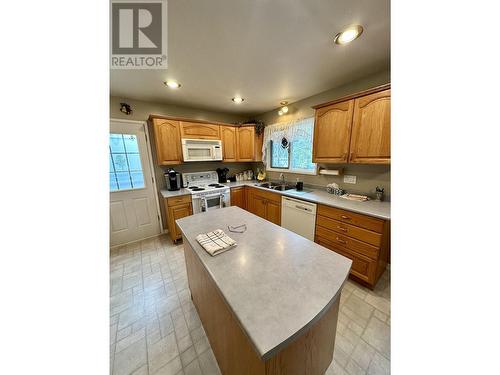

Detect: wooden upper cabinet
[254, 131, 263, 162]
[313, 100, 354, 163]
[151, 118, 183, 165]
[221, 126, 237, 161]
[237, 126, 255, 161]
[180, 121, 220, 139]
[349, 89, 391, 164]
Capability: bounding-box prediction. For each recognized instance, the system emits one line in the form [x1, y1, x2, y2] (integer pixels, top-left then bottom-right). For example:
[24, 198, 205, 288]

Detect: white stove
[182, 171, 231, 213]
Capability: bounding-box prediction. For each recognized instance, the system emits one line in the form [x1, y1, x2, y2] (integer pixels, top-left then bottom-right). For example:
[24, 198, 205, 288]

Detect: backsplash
[254, 163, 391, 201]
[159, 162, 253, 187]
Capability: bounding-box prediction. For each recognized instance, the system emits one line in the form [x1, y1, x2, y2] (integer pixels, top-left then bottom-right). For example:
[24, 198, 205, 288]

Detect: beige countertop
[161, 180, 390, 220]
[176, 206, 352, 360]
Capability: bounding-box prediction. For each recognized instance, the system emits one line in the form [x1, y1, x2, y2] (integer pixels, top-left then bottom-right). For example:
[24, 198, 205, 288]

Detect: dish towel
[340, 194, 370, 202]
[196, 229, 237, 256]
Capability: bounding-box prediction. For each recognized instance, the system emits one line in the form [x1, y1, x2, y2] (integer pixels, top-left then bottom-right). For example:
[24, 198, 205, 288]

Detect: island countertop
[176, 206, 352, 360]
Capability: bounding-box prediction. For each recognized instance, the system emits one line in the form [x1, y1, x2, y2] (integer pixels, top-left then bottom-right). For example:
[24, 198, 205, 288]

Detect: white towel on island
[196, 229, 237, 256]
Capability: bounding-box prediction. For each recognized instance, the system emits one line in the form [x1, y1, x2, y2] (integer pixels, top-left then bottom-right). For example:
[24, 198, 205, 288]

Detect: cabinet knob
[340, 215, 351, 220]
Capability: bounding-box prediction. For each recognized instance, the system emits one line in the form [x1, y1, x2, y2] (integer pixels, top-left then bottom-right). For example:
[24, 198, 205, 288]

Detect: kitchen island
[176, 206, 352, 374]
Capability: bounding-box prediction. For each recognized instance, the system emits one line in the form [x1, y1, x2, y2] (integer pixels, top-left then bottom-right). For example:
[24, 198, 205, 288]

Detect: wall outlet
[343, 175, 357, 184]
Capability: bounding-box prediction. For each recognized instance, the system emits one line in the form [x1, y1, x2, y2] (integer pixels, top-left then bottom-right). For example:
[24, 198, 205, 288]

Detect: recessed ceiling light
[278, 110, 284, 116]
[232, 97, 244, 104]
[164, 81, 181, 89]
[334, 25, 363, 45]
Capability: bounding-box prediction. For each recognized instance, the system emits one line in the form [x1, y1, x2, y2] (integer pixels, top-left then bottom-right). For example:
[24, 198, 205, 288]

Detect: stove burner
[191, 188, 205, 191]
[188, 186, 199, 189]
[208, 184, 225, 188]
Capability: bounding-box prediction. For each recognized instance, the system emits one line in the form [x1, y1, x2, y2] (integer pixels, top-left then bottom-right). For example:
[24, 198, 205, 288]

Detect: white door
[110, 120, 161, 246]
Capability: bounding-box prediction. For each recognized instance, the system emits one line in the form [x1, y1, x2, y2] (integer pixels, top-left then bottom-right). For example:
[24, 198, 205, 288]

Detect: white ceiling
[110, 0, 390, 116]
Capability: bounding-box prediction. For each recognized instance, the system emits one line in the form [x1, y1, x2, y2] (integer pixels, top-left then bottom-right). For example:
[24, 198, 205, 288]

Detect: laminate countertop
[176, 206, 352, 360]
[161, 180, 391, 220]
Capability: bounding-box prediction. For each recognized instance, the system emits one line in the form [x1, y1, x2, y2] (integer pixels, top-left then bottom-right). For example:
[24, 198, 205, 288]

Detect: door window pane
[127, 154, 142, 171]
[123, 134, 139, 153]
[109, 133, 145, 191]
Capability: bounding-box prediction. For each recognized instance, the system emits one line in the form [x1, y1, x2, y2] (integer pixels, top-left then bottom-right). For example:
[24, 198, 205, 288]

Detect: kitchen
[4, 0, 498, 374]
[110, 53, 391, 375]
[107, 0, 392, 373]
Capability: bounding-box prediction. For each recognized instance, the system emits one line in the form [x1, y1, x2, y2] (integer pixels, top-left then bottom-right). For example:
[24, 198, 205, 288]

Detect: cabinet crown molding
[311, 83, 391, 110]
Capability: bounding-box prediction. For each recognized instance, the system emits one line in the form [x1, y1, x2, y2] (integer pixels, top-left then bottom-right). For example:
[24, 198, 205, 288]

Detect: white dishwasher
[281, 196, 317, 241]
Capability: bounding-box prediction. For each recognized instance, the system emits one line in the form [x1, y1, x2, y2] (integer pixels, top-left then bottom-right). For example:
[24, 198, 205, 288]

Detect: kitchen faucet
[280, 173, 286, 184]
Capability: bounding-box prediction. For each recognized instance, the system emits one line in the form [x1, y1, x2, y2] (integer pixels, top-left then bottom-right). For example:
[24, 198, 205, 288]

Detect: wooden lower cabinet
[230, 186, 247, 210]
[164, 195, 193, 242]
[246, 187, 281, 225]
[315, 204, 389, 289]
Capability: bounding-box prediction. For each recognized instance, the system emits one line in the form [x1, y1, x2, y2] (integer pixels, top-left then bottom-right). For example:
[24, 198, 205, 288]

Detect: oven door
[201, 194, 223, 212]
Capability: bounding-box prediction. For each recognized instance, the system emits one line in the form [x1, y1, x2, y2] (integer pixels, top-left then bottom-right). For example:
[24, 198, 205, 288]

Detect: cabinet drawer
[317, 205, 384, 233]
[249, 187, 281, 204]
[315, 236, 377, 284]
[316, 215, 382, 247]
[315, 225, 379, 260]
[167, 195, 192, 206]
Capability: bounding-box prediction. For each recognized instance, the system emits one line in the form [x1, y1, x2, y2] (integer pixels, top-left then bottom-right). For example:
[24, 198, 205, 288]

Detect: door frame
[110, 118, 163, 238]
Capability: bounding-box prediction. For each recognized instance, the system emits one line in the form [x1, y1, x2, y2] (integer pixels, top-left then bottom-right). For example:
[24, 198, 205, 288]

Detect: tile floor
[110, 235, 391, 375]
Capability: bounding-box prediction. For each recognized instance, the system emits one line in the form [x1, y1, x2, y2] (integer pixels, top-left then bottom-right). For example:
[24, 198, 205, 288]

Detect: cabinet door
[180, 121, 220, 139]
[230, 187, 246, 210]
[221, 126, 237, 161]
[349, 89, 391, 164]
[312, 100, 354, 163]
[254, 131, 263, 161]
[237, 127, 255, 161]
[250, 195, 267, 220]
[266, 200, 281, 226]
[152, 119, 182, 165]
[169, 203, 193, 241]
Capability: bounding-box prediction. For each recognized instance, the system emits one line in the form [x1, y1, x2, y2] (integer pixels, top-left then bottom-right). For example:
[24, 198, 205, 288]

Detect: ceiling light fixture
[278, 101, 289, 115]
[334, 25, 363, 45]
[164, 81, 181, 89]
[232, 97, 244, 104]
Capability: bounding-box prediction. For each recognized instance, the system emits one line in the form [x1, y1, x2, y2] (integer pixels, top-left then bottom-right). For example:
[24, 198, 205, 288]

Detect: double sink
[255, 182, 296, 191]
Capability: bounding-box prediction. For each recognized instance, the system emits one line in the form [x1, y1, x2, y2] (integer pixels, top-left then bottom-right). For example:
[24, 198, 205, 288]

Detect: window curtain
[261, 117, 314, 164]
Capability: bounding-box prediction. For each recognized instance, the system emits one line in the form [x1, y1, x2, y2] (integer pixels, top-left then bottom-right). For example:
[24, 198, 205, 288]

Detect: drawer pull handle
[336, 237, 347, 244]
[341, 215, 351, 220]
[337, 226, 347, 232]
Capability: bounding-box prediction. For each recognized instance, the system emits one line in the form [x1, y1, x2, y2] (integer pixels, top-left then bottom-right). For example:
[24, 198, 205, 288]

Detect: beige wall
[110, 96, 253, 229]
[110, 96, 246, 124]
[253, 70, 391, 200]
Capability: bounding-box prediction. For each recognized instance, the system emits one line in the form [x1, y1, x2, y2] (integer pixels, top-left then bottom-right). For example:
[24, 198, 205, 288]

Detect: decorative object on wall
[119, 102, 132, 115]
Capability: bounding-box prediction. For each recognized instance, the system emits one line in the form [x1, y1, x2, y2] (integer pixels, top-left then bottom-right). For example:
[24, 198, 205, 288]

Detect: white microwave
[181, 138, 223, 162]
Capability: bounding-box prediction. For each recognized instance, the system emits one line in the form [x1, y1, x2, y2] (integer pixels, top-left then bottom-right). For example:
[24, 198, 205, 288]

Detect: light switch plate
[343, 175, 357, 184]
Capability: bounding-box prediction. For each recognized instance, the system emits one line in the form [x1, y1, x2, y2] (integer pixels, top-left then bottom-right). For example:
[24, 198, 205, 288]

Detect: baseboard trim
[110, 230, 169, 250]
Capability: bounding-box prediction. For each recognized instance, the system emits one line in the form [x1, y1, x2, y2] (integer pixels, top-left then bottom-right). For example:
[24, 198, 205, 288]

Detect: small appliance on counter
[165, 168, 183, 191]
[216, 167, 229, 183]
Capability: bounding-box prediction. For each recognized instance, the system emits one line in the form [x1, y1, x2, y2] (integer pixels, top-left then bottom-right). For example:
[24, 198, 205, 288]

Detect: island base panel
[183, 237, 341, 375]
